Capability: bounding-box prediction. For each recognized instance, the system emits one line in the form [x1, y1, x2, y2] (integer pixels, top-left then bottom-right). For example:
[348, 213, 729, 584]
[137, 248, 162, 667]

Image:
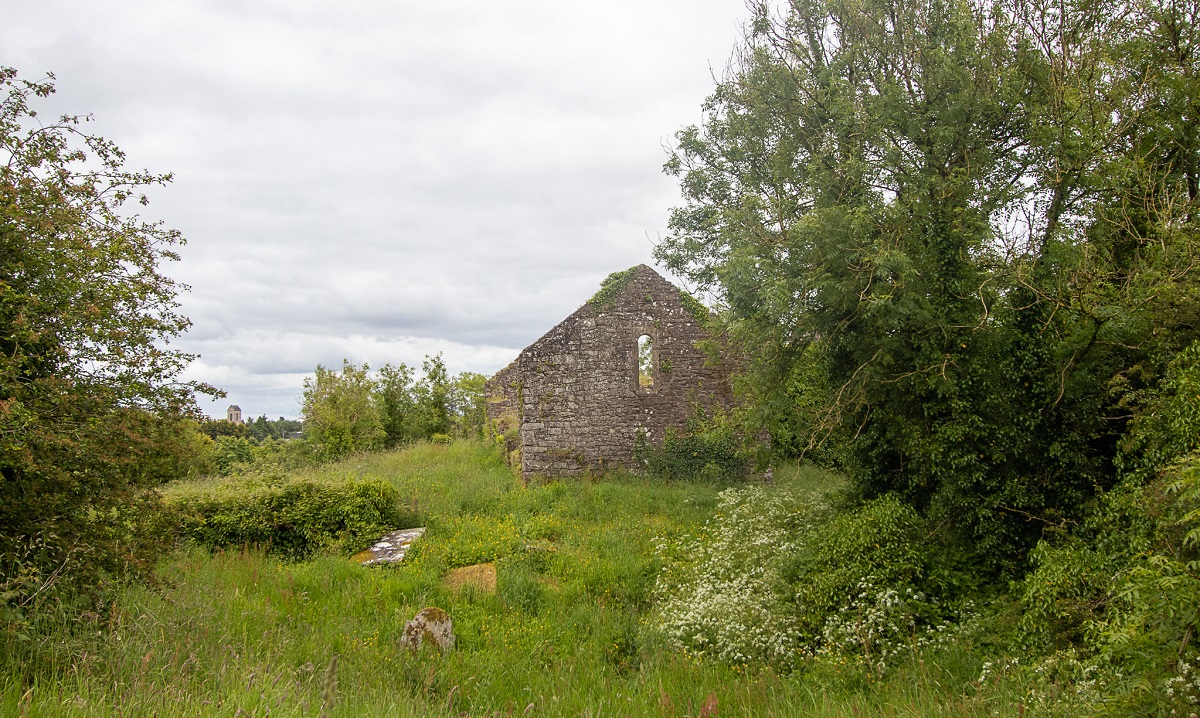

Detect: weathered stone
[442, 563, 497, 594]
[486, 264, 734, 480]
[399, 607, 455, 652]
[353, 527, 425, 566]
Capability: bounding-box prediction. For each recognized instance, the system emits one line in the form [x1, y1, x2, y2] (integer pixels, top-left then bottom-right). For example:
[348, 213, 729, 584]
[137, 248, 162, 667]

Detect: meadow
[0, 441, 1026, 717]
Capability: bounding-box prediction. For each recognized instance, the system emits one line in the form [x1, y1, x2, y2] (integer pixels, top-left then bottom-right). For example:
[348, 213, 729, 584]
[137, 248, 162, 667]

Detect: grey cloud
[4, 0, 749, 417]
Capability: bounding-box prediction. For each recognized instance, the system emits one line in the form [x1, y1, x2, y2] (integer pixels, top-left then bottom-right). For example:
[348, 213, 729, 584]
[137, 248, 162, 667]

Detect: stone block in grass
[442, 562, 497, 593]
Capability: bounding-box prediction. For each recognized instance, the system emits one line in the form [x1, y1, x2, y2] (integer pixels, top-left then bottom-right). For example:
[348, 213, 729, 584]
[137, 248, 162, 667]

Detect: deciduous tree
[301, 360, 384, 461]
[658, 0, 1200, 572]
[0, 69, 214, 602]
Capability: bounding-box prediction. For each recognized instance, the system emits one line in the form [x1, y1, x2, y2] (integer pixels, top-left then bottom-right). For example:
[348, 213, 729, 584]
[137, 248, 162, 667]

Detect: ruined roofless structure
[485, 264, 734, 479]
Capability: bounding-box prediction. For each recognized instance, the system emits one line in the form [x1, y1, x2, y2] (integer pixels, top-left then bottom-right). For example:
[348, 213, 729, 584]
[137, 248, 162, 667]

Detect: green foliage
[373, 355, 486, 448]
[654, 468, 952, 674]
[0, 69, 213, 604]
[997, 333, 1200, 711]
[302, 360, 385, 461]
[243, 415, 303, 442]
[654, 483, 826, 666]
[0, 444, 1037, 716]
[677, 288, 710, 325]
[212, 436, 255, 476]
[1119, 339, 1200, 481]
[414, 353, 452, 438]
[635, 410, 746, 482]
[374, 360, 419, 447]
[448, 371, 488, 439]
[740, 342, 848, 468]
[657, 0, 1200, 574]
[788, 496, 927, 638]
[198, 419, 251, 441]
[586, 267, 637, 310]
[166, 475, 410, 559]
[1009, 456, 1200, 712]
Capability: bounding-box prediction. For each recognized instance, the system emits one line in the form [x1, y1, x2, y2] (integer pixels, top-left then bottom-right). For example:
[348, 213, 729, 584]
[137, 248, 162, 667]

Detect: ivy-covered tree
[0, 69, 214, 604]
[657, 0, 1200, 572]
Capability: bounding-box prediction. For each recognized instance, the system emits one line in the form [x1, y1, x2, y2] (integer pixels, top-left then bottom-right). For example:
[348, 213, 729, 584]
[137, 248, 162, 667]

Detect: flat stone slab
[442, 563, 497, 593]
[353, 527, 425, 565]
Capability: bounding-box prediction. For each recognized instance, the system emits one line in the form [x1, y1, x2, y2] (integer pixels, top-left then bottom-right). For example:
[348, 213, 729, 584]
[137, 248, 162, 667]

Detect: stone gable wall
[486, 265, 734, 479]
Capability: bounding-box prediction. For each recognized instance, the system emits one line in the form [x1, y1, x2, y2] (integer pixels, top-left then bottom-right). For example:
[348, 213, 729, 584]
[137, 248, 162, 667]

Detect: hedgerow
[165, 474, 412, 559]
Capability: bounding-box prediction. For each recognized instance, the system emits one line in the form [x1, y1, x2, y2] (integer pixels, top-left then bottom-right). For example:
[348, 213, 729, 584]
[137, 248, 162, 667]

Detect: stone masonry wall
[486, 264, 734, 479]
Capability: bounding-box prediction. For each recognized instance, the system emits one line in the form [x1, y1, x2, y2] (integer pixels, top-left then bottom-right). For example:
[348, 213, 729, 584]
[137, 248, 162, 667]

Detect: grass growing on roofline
[2, 441, 1010, 716]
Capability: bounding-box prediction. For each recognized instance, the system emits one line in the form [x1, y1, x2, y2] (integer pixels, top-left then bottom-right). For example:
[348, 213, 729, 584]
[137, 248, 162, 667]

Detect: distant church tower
[226, 405, 243, 424]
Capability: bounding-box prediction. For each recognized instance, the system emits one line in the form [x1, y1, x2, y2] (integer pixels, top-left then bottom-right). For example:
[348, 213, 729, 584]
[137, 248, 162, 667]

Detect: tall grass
[3, 442, 1008, 716]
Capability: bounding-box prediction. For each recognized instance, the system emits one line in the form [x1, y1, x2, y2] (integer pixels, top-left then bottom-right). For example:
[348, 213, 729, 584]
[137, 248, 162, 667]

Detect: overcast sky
[3, 0, 751, 419]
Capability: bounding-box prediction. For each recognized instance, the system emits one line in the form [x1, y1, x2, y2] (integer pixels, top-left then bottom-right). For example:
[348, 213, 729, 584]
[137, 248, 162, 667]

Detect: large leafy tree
[302, 360, 385, 461]
[1, 69, 213, 601]
[658, 0, 1200, 571]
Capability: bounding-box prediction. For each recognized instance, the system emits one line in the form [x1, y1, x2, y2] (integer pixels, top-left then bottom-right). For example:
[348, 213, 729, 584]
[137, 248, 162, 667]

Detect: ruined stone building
[486, 264, 734, 479]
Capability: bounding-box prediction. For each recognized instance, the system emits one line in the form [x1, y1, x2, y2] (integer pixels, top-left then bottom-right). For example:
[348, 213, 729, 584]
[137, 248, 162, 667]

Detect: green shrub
[166, 476, 411, 559]
[302, 360, 385, 461]
[1119, 340, 1200, 481]
[1013, 459, 1200, 713]
[653, 484, 820, 666]
[212, 436, 255, 475]
[636, 411, 746, 482]
[788, 495, 927, 634]
[654, 480, 946, 671]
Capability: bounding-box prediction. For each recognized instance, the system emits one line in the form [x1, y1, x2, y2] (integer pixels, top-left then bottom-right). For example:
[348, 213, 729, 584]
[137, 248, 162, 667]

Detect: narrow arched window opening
[637, 334, 654, 389]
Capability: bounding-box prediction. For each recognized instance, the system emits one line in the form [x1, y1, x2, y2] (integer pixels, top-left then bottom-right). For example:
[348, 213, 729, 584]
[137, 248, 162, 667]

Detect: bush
[0, 71, 214, 613]
[166, 476, 412, 559]
[208, 435, 314, 476]
[212, 436, 255, 475]
[302, 360, 385, 461]
[1001, 341, 1200, 712]
[636, 411, 747, 482]
[653, 485, 815, 665]
[654, 483, 949, 671]
[1017, 464, 1200, 687]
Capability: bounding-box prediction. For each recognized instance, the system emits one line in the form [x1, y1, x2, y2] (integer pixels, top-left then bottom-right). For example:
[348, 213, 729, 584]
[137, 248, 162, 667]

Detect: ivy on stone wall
[678, 289, 710, 325]
[587, 267, 638, 310]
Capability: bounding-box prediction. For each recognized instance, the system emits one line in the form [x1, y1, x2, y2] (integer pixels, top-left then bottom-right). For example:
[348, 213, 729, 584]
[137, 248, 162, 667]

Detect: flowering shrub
[654, 484, 949, 670]
[974, 651, 1114, 717]
[821, 582, 928, 675]
[1164, 660, 1200, 707]
[653, 485, 824, 665]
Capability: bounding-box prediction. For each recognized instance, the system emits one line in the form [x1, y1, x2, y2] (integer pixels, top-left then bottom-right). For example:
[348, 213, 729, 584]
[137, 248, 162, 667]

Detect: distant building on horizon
[226, 405, 243, 424]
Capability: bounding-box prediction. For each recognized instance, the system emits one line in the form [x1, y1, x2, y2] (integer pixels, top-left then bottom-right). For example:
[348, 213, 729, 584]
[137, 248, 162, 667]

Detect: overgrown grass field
[3, 443, 1019, 716]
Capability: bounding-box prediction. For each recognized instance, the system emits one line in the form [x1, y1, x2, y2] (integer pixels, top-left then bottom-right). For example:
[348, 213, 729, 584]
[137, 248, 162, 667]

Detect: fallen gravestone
[353, 527, 425, 565]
